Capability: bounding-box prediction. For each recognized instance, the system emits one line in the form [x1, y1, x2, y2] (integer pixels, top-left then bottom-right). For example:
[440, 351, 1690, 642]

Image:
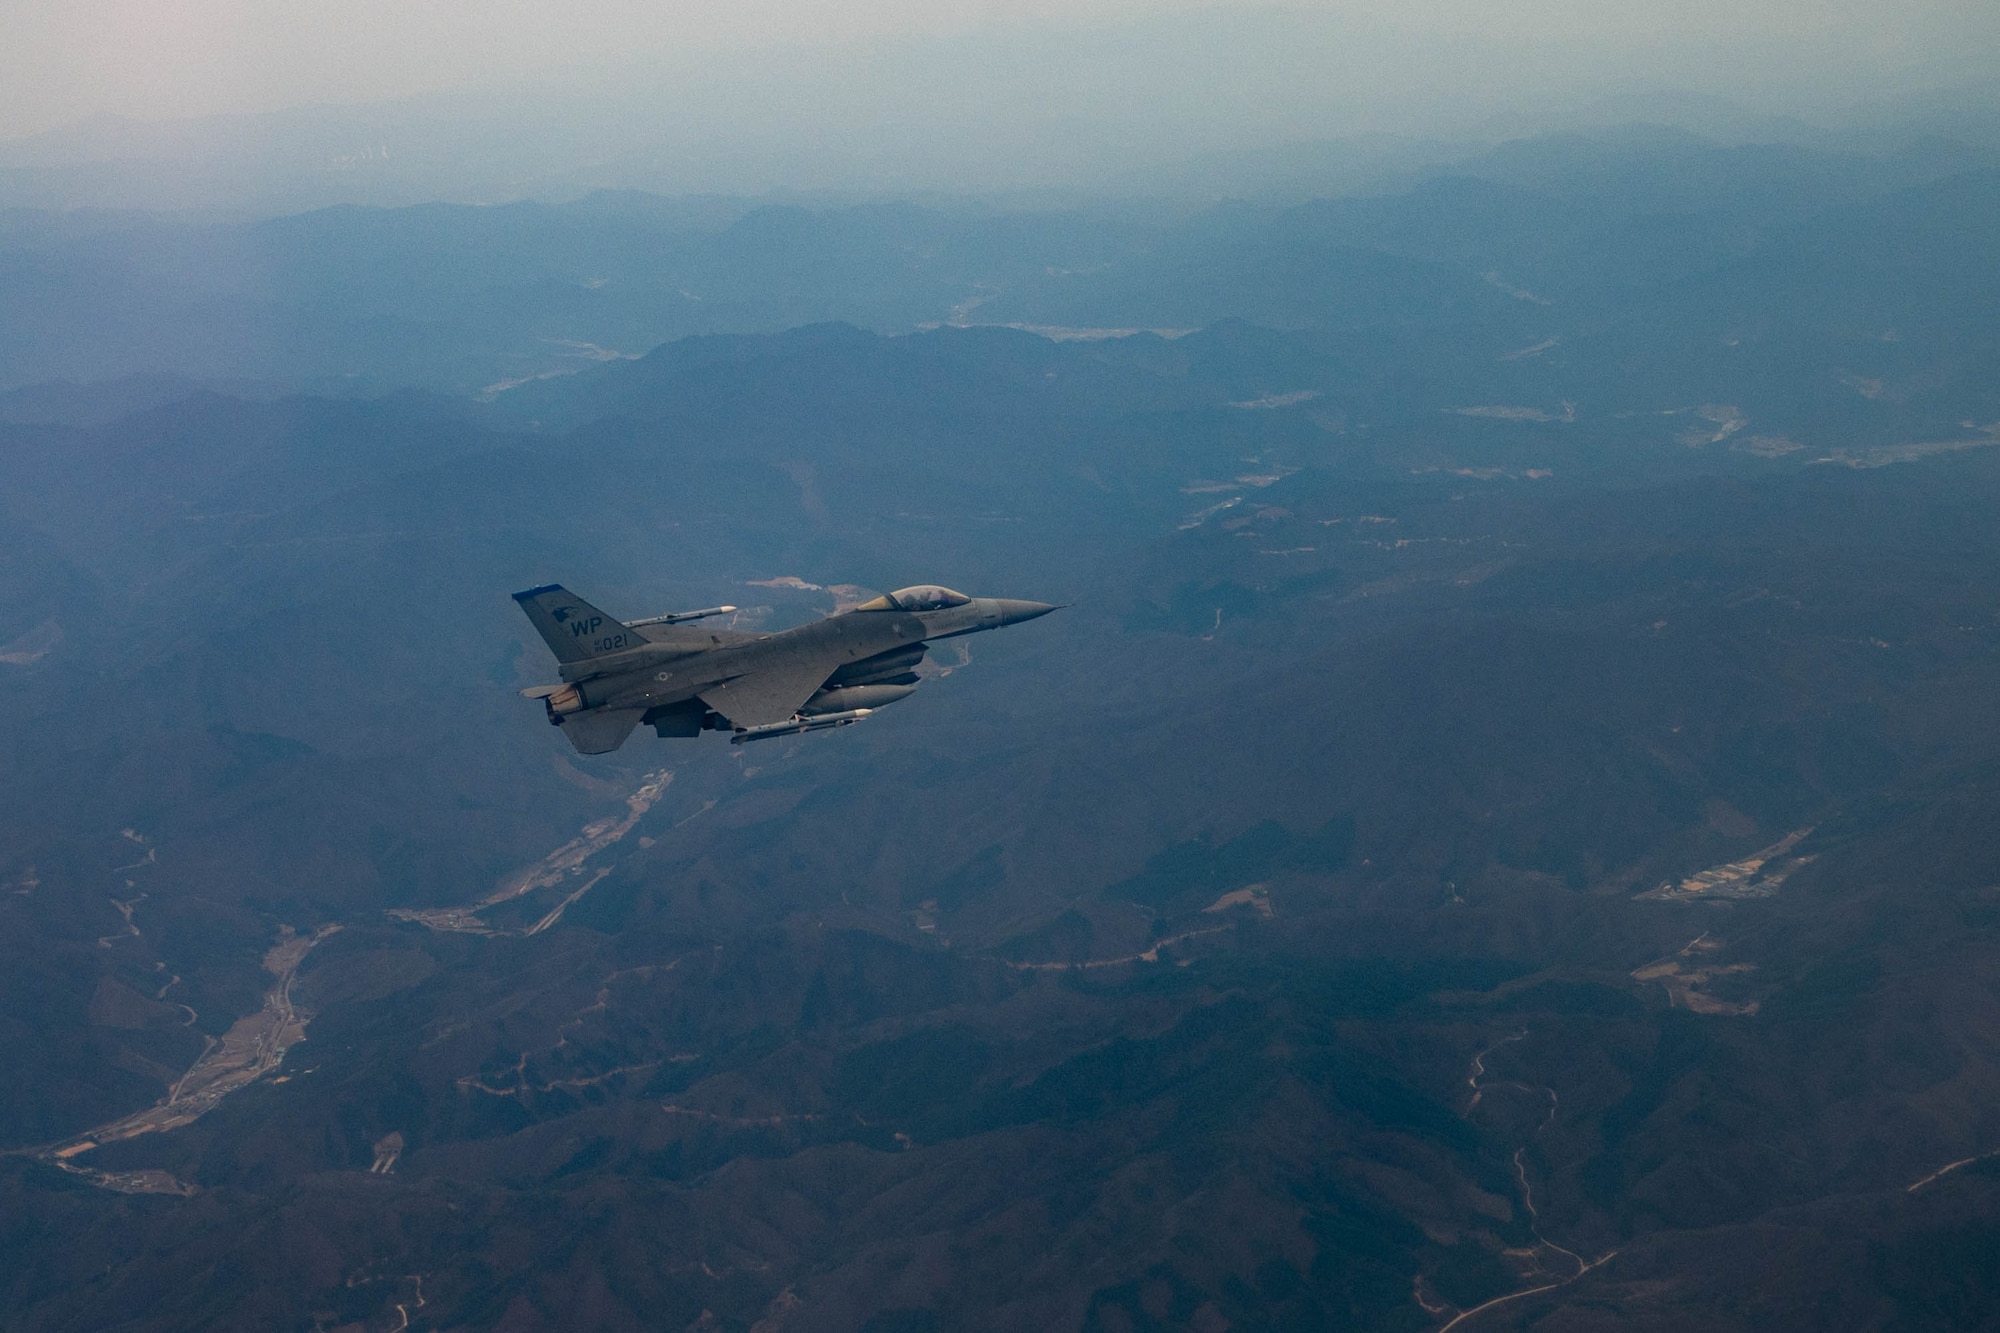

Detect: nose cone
[992, 599, 1060, 626]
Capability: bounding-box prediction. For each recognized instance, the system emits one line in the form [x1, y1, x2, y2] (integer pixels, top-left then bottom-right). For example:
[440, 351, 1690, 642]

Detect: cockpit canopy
[854, 585, 972, 612]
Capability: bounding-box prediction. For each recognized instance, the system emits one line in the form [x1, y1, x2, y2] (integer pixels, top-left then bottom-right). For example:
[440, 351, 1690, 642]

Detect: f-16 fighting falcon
[514, 583, 1060, 753]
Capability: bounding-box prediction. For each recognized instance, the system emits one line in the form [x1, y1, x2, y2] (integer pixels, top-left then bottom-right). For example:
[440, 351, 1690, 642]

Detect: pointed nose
[993, 599, 1061, 625]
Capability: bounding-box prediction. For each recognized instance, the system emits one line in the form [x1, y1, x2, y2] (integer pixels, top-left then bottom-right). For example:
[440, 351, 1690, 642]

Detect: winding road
[1439, 1030, 1615, 1330]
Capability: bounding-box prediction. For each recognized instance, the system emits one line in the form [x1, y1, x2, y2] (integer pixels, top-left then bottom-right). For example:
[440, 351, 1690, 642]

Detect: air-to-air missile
[730, 707, 875, 744]
[513, 583, 1059, 754]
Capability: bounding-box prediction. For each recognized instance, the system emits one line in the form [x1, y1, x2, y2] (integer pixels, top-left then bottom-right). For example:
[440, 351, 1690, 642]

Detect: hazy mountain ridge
[3, 127, 1996, 411]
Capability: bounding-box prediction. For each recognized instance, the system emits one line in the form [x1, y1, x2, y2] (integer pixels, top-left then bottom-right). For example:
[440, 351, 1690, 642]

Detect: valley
[32, 925, 339, 1193]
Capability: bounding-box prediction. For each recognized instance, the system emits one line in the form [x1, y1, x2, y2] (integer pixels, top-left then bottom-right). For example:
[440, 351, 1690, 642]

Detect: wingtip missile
[627, 605, 738, 628]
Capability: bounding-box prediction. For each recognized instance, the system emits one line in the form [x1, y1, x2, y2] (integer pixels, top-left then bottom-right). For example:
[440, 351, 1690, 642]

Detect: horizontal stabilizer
[560, 708, 645, 755]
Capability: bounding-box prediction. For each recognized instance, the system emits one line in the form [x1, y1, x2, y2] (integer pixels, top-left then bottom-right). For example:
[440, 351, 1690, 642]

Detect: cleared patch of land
[1631, 935, 1759, 1016]
[1639, 828, 1814, 902]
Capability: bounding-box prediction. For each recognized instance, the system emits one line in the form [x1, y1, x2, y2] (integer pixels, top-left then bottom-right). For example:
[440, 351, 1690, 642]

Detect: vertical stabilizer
[513, 584, 641, 664]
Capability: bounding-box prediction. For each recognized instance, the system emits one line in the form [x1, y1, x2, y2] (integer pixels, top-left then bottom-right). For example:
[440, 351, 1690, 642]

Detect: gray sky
[4, 0, 1997, 142]
[2, 0, 1997, 215]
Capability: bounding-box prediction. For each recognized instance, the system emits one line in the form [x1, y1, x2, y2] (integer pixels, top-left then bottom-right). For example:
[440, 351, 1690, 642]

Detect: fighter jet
[513, 583, 1059, 753]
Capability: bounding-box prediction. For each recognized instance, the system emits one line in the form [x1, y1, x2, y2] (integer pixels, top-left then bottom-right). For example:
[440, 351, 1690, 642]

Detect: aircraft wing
[693, 607, 926, 729]
[697, 656, 839, 728]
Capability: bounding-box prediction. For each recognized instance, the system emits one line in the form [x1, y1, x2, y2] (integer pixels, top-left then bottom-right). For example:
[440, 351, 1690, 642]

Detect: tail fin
[512, 584, 641, 664]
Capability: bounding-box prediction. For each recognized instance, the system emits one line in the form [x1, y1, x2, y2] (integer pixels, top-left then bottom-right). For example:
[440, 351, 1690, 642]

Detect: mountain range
[2, 126, 1999, 1329]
